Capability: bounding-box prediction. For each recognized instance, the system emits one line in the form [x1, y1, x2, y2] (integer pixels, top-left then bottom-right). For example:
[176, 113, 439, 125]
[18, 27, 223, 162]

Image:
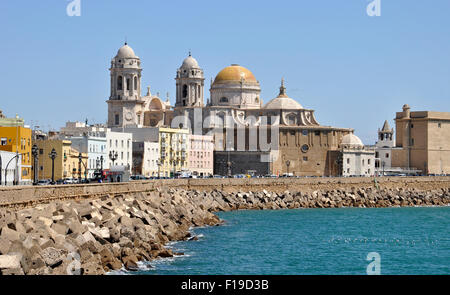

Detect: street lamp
[95, 155, 104, 181]
[109, 150, 118, 166]
[78, 152, 88, 183]
[32, 144, 39, 185]
[157, 159, 161, 179]
[49, 148, 57, 185]
[286, 160, 291, 176]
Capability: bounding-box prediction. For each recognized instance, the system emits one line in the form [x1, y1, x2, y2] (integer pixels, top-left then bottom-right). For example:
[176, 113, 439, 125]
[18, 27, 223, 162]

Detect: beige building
[34, 139, 88, 181]
[104, 45, 356, 177]
[392, 104, 450, 175]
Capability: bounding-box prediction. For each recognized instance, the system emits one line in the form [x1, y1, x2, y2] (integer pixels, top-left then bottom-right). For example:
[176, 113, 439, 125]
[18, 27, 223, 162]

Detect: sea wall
[1, 176, 450, 209]
[0, 177, 450, 275]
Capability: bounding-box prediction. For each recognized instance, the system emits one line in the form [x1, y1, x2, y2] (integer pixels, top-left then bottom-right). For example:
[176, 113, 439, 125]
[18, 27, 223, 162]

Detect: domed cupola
[341, 133, 364, 149]
[116, 42, 138, 59]
[210, 64, 261, 109]
[181, 52, 200, 69]
[264, 78, 303, 110]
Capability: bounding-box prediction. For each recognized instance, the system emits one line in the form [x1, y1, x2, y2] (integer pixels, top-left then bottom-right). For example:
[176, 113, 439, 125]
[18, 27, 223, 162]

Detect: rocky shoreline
[0, 186, 449, 275]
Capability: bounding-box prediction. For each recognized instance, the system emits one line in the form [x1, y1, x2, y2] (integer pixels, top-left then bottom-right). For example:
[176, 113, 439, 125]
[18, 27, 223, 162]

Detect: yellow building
[34, 139, 88, 181]
[0, 125, 32, 184]
[159, 127, 189, 177]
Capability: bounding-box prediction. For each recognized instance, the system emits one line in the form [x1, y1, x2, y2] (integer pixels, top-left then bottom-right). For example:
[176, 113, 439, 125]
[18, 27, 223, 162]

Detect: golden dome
[213, 64, 257, 84]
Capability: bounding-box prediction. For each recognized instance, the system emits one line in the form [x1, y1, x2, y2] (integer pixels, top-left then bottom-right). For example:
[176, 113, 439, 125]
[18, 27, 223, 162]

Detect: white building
[106, 131, 133, 169]
[0, 150, 22, 186]
[132, 141, 159, 177]
[375, 120, 394, 175]
[341, 134, 375, 177]
[70, 135, 107, 179]
[60, 122, 133, 176]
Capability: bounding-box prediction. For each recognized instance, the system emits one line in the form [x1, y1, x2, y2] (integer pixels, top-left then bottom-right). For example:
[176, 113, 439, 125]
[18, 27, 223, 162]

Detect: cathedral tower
[175, 53, 204, 108]
[107, 43, 143, 127]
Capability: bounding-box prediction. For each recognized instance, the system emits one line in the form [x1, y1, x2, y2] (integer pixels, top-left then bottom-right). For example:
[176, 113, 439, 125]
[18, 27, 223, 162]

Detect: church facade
[107, 43, 359, 176]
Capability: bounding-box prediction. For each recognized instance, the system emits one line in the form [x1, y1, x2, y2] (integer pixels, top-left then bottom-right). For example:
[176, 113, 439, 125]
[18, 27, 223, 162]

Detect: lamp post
[157, 159, 161, 179]
[32, 144, 38, 185]
[109, 150, 118, 166]
[78, 152, 88, 183]
[49, 148, 57, 185]
[286, 160, 291, 176]
[95, 155, 104, 181]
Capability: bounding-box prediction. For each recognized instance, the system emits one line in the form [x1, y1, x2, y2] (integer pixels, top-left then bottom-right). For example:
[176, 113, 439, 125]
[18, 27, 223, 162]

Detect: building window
[302, 130, 308, 136]
[375, 152, 379, 158]
[347, 158, 350, 164]
[438, 123, 441, 128]
[126, 78, 130, 90]
[411, 124, 414, 128]
[134, 76, 137, 90]
[117, 76, 123, 90]
[1, 138, 6, 145]
[386, 153, 389, 158]
[368, 159, 371, 165]
[39, 149, 43, 155]
[115, 114, 119, 125]
[411, 138, 414, 146]
[315, 131, 320, 136]
[303, 156, 308, 161]
[301, 144, 309, 153]
[220, 97, 228, 103]
[182, 85, 188, 98]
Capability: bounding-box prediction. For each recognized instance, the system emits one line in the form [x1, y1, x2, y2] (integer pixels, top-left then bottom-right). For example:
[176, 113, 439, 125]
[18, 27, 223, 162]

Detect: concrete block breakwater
[0, 179, 450, 274]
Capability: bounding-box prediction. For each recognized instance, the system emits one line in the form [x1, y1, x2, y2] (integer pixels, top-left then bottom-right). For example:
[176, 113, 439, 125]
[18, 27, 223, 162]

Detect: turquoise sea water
[135, 207, 450, 275]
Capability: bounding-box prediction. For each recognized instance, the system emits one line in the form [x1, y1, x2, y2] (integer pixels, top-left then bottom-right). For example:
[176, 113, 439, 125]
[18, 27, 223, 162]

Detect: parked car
[37, 179, 51, 186]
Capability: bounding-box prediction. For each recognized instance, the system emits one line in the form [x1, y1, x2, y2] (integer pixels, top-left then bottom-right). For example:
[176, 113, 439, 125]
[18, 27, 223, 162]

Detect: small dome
[264, 78, 303, 110]
[213, 64, 257, 84]
[181, 54, 199, 69]
[341, 134, 364, 147]
[264, 96, 303, 110]
[116, 43, 137, 58]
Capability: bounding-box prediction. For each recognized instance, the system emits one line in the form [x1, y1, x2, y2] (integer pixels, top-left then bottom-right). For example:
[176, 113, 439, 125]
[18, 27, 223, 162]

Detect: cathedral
[107, 43, 358, 176]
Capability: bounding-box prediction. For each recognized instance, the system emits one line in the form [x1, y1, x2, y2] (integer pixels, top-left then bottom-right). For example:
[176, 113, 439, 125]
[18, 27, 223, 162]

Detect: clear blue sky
[1, 0, 449, 144]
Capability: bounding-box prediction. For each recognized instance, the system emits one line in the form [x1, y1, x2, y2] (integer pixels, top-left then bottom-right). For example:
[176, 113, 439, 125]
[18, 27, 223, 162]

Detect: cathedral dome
[181, 54, 199, 69]
[341, 134, 364, 148]
[116, 43, 137, 58]
[213, 64, 257, 84]
[264, 79, 303, 110]
[264, 96, 303, 110]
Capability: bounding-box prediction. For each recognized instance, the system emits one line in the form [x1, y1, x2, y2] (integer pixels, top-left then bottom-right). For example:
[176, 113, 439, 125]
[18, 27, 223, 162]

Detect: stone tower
[107, 43, 143, 127]
[175, 53, 204, 108]
[377, 120, 394, 148]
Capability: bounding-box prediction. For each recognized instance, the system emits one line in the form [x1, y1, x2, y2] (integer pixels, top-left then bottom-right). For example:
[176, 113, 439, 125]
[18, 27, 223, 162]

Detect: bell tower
[377, 120, 394, 148]
[107, 43, 143, 127]
[175, 52, 204, 108]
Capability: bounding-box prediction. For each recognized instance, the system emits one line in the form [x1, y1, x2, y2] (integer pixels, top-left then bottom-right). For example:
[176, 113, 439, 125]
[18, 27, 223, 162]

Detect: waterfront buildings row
[1, 42, 450, 184]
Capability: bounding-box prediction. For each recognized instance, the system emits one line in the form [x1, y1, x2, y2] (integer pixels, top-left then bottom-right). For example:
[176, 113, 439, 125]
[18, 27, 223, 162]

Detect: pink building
[188, 134, 214, 177]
